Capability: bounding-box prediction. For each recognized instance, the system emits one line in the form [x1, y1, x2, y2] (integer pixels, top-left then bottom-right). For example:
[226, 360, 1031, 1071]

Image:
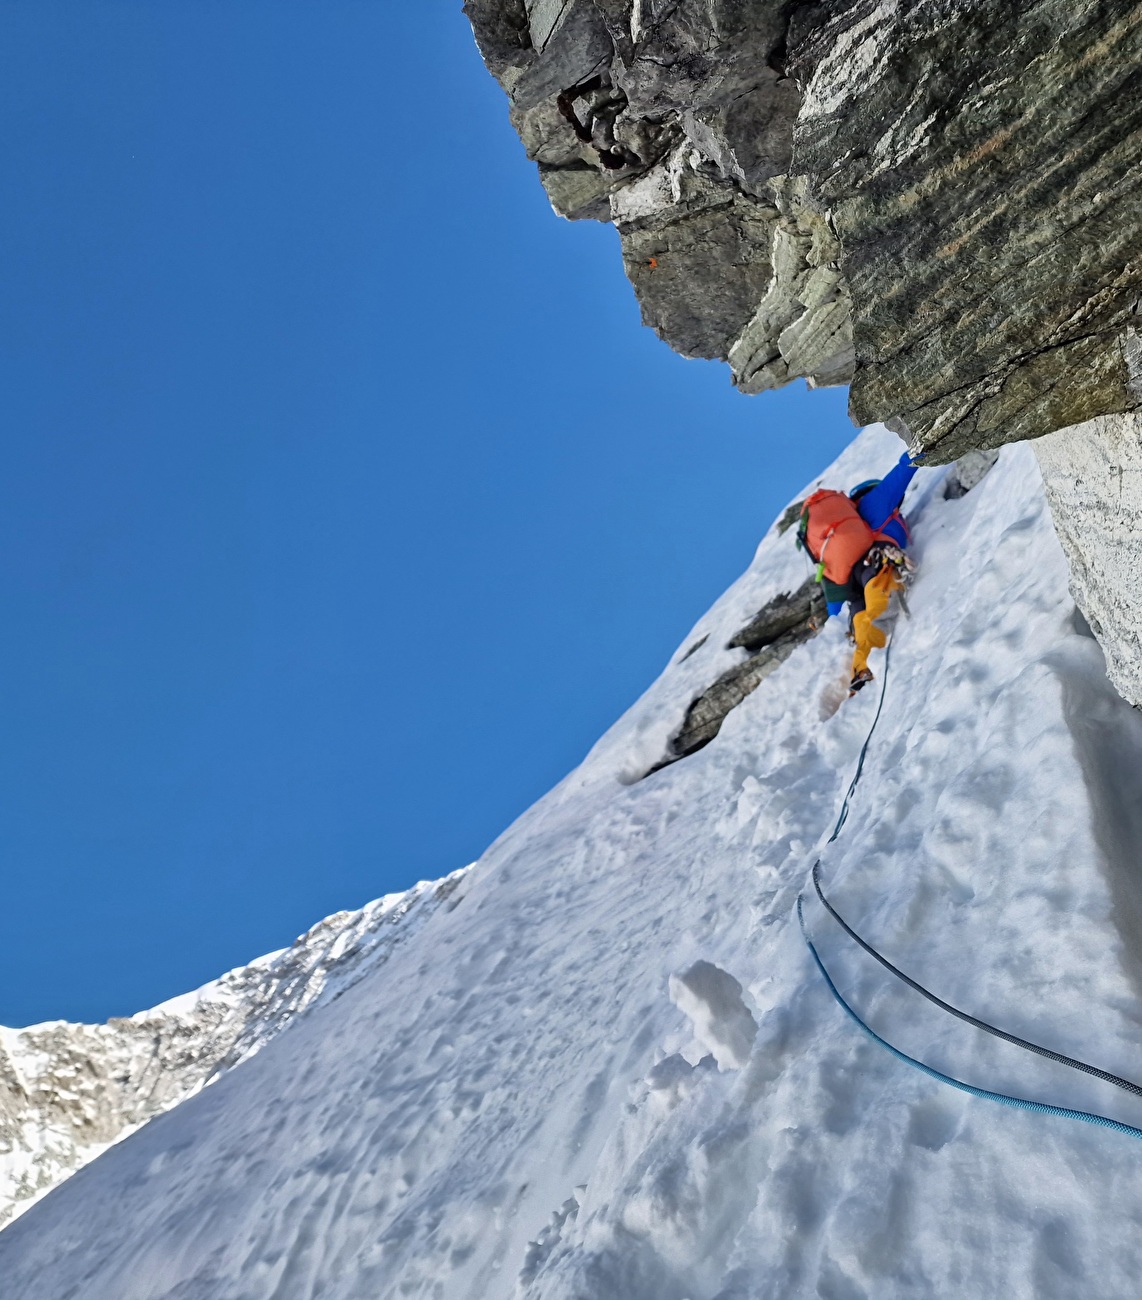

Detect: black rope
[810, 642, 1142, 1104]
[800, 895, 1142, 1141]
[828, 639, 893, 844]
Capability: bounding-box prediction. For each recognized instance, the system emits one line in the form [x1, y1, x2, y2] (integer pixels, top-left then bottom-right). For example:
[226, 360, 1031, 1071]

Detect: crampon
[848, 668, 875, 696]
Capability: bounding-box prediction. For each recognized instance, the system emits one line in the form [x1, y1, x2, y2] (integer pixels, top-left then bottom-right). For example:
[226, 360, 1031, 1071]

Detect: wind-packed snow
[4, 425, 1142, 1298]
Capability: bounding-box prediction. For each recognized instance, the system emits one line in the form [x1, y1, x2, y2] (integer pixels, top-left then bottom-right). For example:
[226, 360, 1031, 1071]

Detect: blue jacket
[855, 453, 915, 547]
[824, 452, 916, 616]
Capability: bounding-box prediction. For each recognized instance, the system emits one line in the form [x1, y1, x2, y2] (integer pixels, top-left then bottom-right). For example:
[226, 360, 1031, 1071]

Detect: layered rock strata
[466, 0, 1142, 458]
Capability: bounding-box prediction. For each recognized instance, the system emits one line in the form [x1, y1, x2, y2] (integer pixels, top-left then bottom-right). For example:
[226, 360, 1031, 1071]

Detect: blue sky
[0, 2, 854, 1026]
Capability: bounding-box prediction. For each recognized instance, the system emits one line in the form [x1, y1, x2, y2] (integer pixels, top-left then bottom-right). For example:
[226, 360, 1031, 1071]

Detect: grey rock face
[465, 0, 1142, 450]
[0, 871, 468, 1227]
[1035, 414, 1142, 707]
[944, 449, 1001, 501]
[792, 1, 1142, 461]
[615, 152, 780, 359]
[466, 0, 855, 388]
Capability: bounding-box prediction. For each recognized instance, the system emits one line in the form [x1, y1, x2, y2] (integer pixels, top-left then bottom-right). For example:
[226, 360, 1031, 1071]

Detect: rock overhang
[465, 0, 1142, 464]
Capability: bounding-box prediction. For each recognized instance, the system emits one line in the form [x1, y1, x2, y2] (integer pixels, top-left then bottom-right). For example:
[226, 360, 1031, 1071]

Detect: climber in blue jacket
[822, 451, 918, 619]
[798, 450, 919, 692]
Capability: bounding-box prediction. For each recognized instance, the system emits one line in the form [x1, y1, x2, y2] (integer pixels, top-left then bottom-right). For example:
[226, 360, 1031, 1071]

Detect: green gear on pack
[797, 487, 906, 589]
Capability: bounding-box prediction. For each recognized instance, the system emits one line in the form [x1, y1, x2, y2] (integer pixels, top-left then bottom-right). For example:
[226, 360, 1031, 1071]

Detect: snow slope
[5, 425, 1142, 1298]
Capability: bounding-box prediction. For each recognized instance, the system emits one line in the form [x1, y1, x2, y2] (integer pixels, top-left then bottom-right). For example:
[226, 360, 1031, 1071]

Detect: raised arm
[856, 452, 918, 531]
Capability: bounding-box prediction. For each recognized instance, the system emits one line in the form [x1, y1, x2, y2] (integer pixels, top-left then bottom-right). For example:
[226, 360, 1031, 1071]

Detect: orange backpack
[798, 489, 877, 585]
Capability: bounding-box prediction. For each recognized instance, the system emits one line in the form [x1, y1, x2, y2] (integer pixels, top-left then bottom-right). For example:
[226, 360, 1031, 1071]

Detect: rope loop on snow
[797, 898, 1142, 1142]
[800, 634, 1142, 1139]
[811, 862, 1142, 1101]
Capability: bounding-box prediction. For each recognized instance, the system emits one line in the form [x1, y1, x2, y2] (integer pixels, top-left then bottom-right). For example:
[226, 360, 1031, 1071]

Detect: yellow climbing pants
[851, 566, 901, 677]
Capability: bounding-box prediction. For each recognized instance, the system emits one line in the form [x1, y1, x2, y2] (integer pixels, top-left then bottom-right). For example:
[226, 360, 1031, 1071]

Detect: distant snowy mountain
[0, 871, 468, 1228]
[5, 425, 1142, 1298]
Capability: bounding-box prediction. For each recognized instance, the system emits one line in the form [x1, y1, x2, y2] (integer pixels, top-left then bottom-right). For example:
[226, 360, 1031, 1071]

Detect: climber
[796, 450, 919, 694]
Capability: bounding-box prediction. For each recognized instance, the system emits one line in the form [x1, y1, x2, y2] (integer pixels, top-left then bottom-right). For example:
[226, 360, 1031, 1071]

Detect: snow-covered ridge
[5, 425, 1142, 1297]
[0, 868, 469, 1227]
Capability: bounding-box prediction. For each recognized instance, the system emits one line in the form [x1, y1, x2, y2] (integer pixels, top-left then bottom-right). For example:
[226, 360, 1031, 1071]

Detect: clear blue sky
[0, 1, 853, 1026]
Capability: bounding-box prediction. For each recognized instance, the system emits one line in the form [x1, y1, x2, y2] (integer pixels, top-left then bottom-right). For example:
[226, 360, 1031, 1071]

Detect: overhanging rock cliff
[465, 0, 1142, 457]
[465, 0, 1142, 705]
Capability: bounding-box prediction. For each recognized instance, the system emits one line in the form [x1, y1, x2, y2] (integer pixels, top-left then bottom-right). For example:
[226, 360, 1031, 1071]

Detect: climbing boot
[848, 668, 875, 695]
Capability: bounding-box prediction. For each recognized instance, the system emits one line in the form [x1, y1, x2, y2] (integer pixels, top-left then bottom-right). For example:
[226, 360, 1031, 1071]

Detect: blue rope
[797, 898, 1142, 1141]
[812, 860, 1142, 1099]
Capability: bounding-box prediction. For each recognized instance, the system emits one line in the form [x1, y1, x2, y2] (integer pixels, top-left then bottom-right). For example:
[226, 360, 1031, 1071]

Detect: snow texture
[669, 961, 758, 1071]
[4, 424, 1142, 1298]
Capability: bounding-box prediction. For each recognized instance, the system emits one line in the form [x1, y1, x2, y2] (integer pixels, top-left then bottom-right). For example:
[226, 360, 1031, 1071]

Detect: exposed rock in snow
[6, 425, 1142, 1297]
[727, 580, 824, 654]
[0, 870, 469, 1228]
[943, 449, 1000, 502]
[657, 579, 824, 769]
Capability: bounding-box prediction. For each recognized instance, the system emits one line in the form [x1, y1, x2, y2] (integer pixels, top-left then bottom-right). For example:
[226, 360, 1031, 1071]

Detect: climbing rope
[826, 638, 893, 844]
[800, 637, 1142, 1137]
[797, 898, 1142, 1142]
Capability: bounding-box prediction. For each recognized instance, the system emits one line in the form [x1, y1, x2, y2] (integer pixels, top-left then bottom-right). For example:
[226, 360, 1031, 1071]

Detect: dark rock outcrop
[652, 579, 825, 771]
[727, 579, 823, 654]
[665, 625, 815, 761]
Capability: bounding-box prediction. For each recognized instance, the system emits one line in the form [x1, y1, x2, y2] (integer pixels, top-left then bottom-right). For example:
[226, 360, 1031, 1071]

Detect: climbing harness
[800, 640, 1142, 1138]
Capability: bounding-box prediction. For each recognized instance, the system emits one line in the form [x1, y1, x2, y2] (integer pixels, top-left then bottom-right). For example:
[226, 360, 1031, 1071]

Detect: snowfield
[4, 425, 1142, 1298]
